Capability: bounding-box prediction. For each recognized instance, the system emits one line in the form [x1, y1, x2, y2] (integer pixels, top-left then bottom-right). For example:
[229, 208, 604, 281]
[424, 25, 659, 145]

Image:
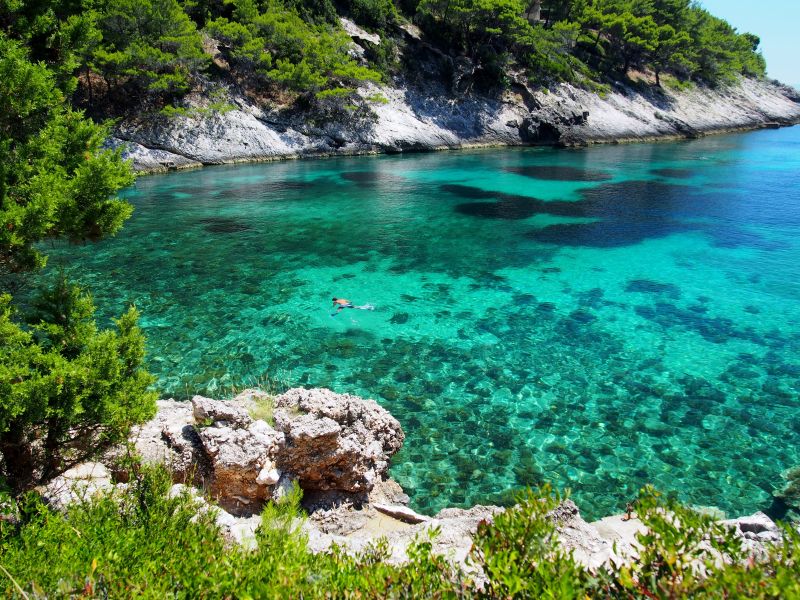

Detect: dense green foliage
[0, 282, 157, 492]
[205, 0, 382, 98]
[0, 33, 133, 276]
[0, 0, 770, 114]
[416, 0, 766, 86]
[92, 0, 209, 99]
[0, 32, 155, 493]
[1, 474, 799, 598]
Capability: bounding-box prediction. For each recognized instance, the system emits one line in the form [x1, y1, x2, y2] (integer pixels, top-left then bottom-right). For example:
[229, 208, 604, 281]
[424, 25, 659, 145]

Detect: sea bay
[40, 126, 800, 518]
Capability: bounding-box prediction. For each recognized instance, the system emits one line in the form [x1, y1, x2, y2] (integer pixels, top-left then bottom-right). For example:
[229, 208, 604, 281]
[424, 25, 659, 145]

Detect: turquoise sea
[41, 127, 800, 519]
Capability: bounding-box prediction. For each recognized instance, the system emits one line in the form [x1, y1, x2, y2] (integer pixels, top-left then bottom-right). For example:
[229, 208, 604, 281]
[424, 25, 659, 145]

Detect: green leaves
[0, 278, 157, 490]
[2, 479, 800, 597]
[206, 0, 382, 102]
[93, 0, 209, 96]
[0, 34, 135, 278]
[0, 33, 151, 494]
[470, 485, 594, 599]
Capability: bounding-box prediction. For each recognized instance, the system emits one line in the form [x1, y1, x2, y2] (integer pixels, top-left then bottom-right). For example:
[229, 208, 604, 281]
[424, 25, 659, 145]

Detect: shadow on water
[505, 165, 613, 181]
[443, 181, 780, 249]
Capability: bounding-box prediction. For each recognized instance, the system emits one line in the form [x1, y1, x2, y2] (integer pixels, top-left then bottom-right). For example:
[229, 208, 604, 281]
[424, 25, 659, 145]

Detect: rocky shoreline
[107, 20, 800, 175]
[43, 388, 786, 569]
[113, 76, 800, 175]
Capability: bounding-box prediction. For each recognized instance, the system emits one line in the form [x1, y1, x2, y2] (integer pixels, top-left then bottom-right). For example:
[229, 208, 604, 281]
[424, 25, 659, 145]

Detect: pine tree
[0, 33, 156, 493]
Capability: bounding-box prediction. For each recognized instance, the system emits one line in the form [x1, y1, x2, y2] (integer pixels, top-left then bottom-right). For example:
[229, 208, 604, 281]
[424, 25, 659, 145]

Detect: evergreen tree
[0, 33, 156, 493]
[205, 0, 381, 98]
[93, 0, 209, 98]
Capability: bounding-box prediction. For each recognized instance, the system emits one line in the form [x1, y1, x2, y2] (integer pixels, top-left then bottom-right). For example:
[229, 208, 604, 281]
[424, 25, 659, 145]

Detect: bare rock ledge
[43, 387, 786, 568]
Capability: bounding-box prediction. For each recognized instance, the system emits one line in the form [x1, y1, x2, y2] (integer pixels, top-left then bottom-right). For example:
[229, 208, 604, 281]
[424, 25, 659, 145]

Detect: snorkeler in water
[332, 297, 354, 312]
[331, 297, 375, 316]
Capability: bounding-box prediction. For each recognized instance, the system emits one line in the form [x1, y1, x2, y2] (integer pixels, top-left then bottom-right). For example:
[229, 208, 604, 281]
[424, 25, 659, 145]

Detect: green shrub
[205, 0, 382, 100]
[3, 478, 799, 598]
[471, 485, 593, 598]
[248, 395, 276, 425]
[0, 278, 157, 493]
[346, 0, 399, 30]
[93, 0, 209, 97]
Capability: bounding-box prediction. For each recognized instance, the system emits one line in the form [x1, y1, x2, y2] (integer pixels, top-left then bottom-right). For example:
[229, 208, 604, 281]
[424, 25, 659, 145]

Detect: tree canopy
[416, 0, 767, 86]
[0, 32, 156, 493]
[0, 32, 133, 277]
[2, 0, 771, 112]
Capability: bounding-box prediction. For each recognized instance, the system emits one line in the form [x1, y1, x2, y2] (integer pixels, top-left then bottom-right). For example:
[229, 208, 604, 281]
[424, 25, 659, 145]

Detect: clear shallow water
[41, 127, 800, 519]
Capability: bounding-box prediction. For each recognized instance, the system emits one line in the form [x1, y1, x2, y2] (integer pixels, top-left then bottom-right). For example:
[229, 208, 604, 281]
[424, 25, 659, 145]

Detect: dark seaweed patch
[634, 301, 765, 345]
[569, 309, 597, 324]
[527, 219, 691, 248]
[454, 201, 540, 220]
[625, 279, 681, 299]
[505, 165, 613, 182]
[652, 168, 694, 179]
[440, 184, 498, 199]
[709, 227, 787, 251]
[522, 180, 707, 247]
[341, 171, 404, 186]
[576, 288, 606, 309]
[198, 217, 253, 233]
[390, 312, 410, 324]
[443, 184, 555, 221]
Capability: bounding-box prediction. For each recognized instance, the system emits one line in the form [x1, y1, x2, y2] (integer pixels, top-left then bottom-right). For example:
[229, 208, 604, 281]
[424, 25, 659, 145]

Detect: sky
[699, 0, 800, 86]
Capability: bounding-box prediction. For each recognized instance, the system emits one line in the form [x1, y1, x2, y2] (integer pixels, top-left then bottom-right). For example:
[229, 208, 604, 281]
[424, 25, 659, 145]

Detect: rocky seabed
[44, 388, 786, 570]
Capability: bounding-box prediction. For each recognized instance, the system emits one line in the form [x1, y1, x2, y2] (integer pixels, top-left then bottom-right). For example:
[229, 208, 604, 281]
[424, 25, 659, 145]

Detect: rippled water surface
[43, 127, 800, 518]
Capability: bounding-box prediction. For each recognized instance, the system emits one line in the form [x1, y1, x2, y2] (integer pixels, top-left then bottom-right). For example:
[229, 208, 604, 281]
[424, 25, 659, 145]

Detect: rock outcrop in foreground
[122, 388, 404, 515]
[42, 388, 788, 568]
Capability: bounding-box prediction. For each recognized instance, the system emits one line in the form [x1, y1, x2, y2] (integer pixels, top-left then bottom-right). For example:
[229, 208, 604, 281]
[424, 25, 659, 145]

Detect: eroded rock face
[193, 401, 284, 514]
[118, 388, 404, 515]
[38, 388, 791, 572]
[40, 462, 116, 512]
[548, 500, 625, 569]
[116, 75, 800, 173]
[127, 399, 198, 481]
[273, 388, 405, 494]
[723, 512, 783, 558]
[302, 503, 504, 566]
